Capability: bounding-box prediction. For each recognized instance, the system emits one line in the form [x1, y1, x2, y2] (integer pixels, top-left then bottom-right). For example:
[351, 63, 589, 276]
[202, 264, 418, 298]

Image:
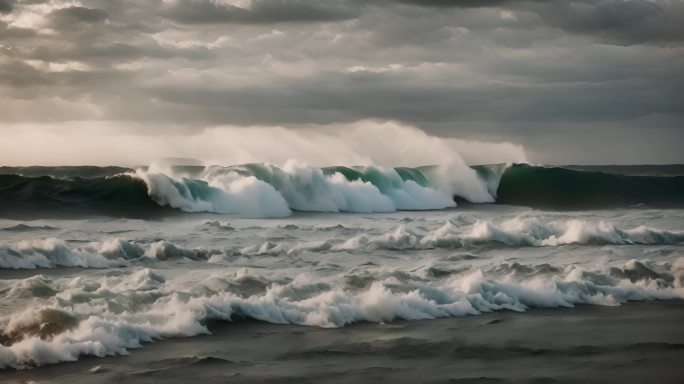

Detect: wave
[138, 162, 494, 217]
[0, 163, 480, 218]
[497, 164, 684, 209]
[0, 173, 167, 218]
[0, 238, 221, 269]
[0, 166, 131, 179]
[2, 217, 682, 269]
[1, 224, 58, 232]
[0, 238, 127, 269]
[1, 258, 683, 368]
[246, 218, 684, 255]
[1, 163, 683, 218]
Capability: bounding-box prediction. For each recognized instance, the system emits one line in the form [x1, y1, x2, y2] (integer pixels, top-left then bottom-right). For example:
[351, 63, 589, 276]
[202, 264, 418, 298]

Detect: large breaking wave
[1, 163, 683, 218]
[0, 162, 497, 218]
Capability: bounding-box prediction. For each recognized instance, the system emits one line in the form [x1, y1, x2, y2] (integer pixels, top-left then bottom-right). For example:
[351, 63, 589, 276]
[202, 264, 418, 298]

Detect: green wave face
[322, 166, 430, 190]
[496, 164, 684, 209]
[0, 174, 166, 218]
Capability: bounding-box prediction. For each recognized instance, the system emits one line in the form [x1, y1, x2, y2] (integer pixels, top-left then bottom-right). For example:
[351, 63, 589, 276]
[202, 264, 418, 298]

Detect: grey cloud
[399, 0, 684, 45]
[0, 0, 13, 14]
[164, 0, 358, 24]
[397, 0, 517, 8]
[0, 61, 50, 89]
[536, 0, 684, 45]
[27, 42, 218, 63]
[0, 20, 36, 38]
[0, 58, 137, 101]
[0, 0, 682, 164]
[131, 64, 683, 128]
[50, 6, 108, 25]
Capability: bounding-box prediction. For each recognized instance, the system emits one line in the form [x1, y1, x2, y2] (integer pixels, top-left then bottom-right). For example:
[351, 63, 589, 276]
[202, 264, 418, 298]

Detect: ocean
[1, 163, 683, 383]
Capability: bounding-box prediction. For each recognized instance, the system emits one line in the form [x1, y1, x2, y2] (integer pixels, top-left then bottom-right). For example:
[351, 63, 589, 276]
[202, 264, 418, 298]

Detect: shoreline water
[1, 301, 683, 383]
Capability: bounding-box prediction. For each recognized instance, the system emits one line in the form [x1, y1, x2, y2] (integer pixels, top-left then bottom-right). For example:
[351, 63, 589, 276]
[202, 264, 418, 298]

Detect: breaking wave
[2, 217, 682, 269]
[0, 162, 491, 218]
[136, 162, 492, 217]
[0, 238, 219, 269]
[1, 258, 683, 368]
[1, 163, 683, 218]
[0, 239, 123, 270]
[236, 218, 684, 255]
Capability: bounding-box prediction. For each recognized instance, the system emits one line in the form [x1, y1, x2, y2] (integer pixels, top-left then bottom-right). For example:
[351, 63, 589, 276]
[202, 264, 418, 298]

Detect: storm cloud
[164, 0, 359, 24]
[0, 0, 682, 164]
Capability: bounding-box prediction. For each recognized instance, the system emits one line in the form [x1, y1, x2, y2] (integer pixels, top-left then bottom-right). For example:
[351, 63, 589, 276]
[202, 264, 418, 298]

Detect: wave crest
[134, 162, 464, 217]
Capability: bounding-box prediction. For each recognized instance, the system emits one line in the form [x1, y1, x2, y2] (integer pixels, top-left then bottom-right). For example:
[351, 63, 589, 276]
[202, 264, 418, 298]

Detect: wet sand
[2, 301, 683, 384]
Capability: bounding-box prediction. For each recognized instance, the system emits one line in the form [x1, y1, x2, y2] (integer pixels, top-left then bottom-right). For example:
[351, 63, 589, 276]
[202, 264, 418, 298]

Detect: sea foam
[2, 217, 683, 269]
[134, 162, 462, 218]
[1, 258, 683, 368]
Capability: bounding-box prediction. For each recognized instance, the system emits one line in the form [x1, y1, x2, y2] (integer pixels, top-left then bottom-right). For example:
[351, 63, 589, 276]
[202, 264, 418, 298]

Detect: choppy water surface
[1, 206, 683, 369]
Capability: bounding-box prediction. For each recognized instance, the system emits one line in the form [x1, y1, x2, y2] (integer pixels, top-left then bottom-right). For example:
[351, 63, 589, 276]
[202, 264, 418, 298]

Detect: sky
[0, 0, 683, 165]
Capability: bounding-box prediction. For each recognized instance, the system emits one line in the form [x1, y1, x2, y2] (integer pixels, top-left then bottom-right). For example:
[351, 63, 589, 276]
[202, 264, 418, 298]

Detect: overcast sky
[1, 0, 683, 165]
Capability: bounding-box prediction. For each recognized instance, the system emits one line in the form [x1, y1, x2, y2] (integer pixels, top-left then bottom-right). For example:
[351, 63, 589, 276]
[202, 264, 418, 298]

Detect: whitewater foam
[135, 168, 291, 218]
[2, 217, 682, 269]
[0, 239, 123, 270]
[327, 218, 684, 253]
[462, 218, 684, 247]
[133, 162, 461, 217]
[1, 258, 683, 368]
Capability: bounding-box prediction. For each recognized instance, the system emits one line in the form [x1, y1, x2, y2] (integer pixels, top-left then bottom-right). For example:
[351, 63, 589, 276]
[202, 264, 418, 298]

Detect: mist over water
[0, 121, 527, 168]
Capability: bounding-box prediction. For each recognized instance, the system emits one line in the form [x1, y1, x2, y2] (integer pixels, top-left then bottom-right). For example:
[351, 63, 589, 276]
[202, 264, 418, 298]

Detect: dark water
[496, 164, 684, 209]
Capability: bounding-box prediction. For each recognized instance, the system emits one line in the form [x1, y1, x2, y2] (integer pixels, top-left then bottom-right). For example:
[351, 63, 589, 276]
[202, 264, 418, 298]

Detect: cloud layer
[0, 0, 682, 164]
